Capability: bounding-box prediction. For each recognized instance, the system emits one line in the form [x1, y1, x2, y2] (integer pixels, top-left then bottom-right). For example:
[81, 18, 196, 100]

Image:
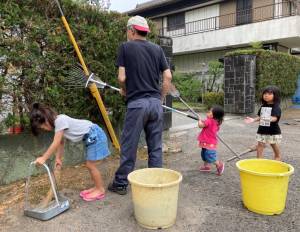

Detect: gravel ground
[0, 109, 299, 232]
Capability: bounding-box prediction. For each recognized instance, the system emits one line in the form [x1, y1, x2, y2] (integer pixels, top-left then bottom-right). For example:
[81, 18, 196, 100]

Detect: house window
[263, 43, 278, 51]
[167, 12, 185, 31]
[236, 0, 252, 25]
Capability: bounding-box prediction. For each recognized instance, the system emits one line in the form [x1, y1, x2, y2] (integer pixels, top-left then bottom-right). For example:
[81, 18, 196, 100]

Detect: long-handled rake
[63, 65, 199, 121]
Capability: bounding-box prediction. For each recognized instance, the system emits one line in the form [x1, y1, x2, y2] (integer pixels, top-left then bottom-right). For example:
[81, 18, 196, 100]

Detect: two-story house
[128, 0, 300, 74]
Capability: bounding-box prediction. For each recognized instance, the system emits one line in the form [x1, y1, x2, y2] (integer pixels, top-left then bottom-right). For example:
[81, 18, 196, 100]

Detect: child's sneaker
[216, 162, 225, 175]
[199, 165, 211, 172]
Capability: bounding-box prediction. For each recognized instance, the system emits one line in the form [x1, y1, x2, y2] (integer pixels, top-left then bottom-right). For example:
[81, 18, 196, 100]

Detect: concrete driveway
[1, 109, 299, 232]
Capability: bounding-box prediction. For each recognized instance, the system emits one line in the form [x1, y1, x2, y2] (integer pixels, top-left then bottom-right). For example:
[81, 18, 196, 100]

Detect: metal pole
[42, 163, 60, 206]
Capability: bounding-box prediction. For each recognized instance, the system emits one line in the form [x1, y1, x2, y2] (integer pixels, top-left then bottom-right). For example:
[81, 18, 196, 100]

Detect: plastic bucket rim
[128, 168, 183, 188]
[236, 159, 294, 177]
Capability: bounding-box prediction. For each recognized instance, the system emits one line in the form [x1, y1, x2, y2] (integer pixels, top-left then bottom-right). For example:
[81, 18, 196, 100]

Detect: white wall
[172, 16, 300, 54]
[173, 50, 227, 73]
[185, 4, 220, 22]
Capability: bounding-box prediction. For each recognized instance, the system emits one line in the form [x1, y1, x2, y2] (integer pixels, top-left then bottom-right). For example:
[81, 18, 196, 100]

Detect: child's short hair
[211, 105, 225, 125]
[261, 85, 281, 105]
[30, 103, 57, 136]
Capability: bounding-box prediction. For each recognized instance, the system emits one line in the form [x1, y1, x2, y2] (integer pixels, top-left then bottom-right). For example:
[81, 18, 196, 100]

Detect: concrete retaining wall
[0, 132, 86, 185]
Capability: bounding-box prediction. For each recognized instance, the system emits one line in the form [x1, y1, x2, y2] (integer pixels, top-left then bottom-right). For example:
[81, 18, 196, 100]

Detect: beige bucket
[128, 168, 182, 229]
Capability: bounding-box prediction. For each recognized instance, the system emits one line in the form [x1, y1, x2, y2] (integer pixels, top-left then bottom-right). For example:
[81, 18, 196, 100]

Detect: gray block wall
[224, 55, 256, 114]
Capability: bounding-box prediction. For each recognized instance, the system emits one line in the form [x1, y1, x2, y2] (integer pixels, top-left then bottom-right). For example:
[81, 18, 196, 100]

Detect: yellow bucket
[236, 159, 294, 215]
[128, 168, 182, 229]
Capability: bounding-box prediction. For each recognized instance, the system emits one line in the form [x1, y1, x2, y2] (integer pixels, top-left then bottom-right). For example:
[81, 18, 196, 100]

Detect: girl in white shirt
[30, 103, 110, 202]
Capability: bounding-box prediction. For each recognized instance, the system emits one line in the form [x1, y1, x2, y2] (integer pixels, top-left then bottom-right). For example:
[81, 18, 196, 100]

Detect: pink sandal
[80, 189, 93, 198]
[199, 165, 211, 172]
[82, 193, 105, 202]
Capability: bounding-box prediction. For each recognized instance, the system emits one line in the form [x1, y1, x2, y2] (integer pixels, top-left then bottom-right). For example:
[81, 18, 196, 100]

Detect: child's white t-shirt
[54, 114, 93, 142]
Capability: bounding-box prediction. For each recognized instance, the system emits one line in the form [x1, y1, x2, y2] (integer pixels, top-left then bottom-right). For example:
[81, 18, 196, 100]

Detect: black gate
[158, 36, 173, 130]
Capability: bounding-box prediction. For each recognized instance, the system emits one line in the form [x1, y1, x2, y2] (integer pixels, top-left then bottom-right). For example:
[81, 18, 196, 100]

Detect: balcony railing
[159, 2, 297, 38]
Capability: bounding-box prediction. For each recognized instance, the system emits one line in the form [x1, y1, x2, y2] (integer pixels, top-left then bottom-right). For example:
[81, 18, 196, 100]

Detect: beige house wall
[219, 0, 236, 28]
[253, 0, 274, 22]
[219, 0, 292, 26]
[277, 45, 290, 53]
[152, 18, 163, 31]
[282, 1, 292, 16]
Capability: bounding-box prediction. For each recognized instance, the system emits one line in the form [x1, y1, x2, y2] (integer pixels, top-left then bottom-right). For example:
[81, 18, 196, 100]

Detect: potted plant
[13, 116, 23, 134]
[4, 113, 16, 134]
[4, 113, 25, 134]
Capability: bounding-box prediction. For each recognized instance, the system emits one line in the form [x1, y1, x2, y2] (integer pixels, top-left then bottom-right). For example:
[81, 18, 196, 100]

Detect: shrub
[0, 0, 158, 130]
[172, 72, 202, 102]
[206, 61, 224, 92]
[203, 92, 224, 109]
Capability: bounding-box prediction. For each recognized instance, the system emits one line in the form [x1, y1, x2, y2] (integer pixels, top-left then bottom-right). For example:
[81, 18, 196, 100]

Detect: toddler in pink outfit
[197, 105, 225, 175]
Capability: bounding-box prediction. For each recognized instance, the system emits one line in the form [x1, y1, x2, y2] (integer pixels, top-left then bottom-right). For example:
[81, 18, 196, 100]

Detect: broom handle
[226, 145, 257, 162]
[178, 96, 198, 118]
[94, 82, 199, 120]
[95, 78, 245, 160]
[106, 84, 121, 92]
[54, 0, 120, 151]
[162, 105, 199, 120]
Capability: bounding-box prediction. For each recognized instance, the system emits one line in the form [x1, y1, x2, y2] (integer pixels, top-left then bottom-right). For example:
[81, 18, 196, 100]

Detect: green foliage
[225, 49, 300, 99]
[172, 72, 202, 102]
[0, 76, 4, 97]
[0, 0, 158, 130]
[4, 113, 17, 127]
[250, 41, 263, 49]
[206, 61, 224, 92]
[225, 49, 265, 56]
[20, 115, 30, 127]
[203, 92, 224, 109]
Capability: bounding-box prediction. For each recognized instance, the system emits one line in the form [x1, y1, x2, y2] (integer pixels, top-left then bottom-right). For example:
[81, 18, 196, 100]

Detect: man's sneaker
[199, 165, 211, 172]
[108, 183, 127, 195]
[216, 162, 225, 176]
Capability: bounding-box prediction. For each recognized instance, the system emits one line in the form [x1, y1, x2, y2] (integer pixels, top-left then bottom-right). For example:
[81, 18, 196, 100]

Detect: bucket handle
[24, 162, 60, 209]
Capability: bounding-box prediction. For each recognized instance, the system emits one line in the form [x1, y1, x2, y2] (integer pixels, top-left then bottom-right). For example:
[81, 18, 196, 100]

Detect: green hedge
[225, 49, 300, 99]
[203, 92, 224, 109]
[0, 0, 157, 130]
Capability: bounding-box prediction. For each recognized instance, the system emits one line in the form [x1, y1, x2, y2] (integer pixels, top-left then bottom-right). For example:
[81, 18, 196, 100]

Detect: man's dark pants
[113, 97, 163, 187]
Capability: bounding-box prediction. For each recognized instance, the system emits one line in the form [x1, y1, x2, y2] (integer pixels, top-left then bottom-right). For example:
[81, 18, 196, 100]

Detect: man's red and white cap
[127, 15, 150, 32]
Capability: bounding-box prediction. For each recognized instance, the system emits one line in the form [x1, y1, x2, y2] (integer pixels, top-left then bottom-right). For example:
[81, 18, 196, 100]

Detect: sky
[110, 0, 150, 13]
